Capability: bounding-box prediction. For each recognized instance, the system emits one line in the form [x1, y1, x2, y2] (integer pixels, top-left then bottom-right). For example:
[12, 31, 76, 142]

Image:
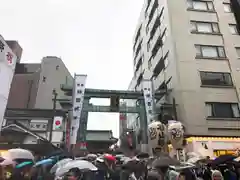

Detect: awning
[1, 123, 47, 142]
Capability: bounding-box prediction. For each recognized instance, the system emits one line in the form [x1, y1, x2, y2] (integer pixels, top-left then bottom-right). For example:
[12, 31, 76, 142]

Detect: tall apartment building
[128, 0, 240, 137]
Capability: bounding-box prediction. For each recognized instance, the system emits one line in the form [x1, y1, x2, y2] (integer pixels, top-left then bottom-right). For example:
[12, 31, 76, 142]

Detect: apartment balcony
[147, 8, 160, 37]
[151, 48, 163, 70]
[146, 0, 155, 20]
[134, 52, 142, 69]
[135, 64, 143, 81]
[153, 69, 165, 89]
[133, 36, 141, 54]
[149, 27, 161, 51]
[134, 40, 142, 61]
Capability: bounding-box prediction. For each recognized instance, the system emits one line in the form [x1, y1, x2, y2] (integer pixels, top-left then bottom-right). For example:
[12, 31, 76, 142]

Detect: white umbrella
[197, 148, 214, 159]
[55, 160, 98, 177]
[187, 152, 200, 159]
[0, 159, 16, 167]
[50, 158, 72, 174]
[187, 157, 202, 164]
[8, 148, 34, 160]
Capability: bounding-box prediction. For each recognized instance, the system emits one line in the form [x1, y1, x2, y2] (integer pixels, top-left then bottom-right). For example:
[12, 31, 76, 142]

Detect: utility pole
[49, 89, 58, 142]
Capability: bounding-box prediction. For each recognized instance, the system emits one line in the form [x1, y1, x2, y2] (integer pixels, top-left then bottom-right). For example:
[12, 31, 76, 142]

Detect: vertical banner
[0, 35, 17, 132]
[119, 101, 127, 135]
[70, 74, 87, 145]
[142, 79, 155, 123]
[65, 115, 71, 151]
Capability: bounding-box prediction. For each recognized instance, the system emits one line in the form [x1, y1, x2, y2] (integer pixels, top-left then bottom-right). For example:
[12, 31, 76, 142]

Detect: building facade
[8, 56, 73, 109]
[128, 0, 240, 137]
[6, 56, 73, 145]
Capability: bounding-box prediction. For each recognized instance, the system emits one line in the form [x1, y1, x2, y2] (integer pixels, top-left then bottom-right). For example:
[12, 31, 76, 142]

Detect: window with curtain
[235, 47, 240, 58]
[195, 45, 226, 58]
[187, 0, 214, 11]
[200, 71, 233, 86]
[205, 103, 240, 118]
[229, 24, 239, 35]
[191, 21, 219, 33]
[223, 3, 232, 13]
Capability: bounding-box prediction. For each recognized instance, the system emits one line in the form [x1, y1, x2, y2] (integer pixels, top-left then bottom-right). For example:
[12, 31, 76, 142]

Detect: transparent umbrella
[7, 148, 34, 160]
[55, 160, 98, 177]
[50, 158, 72, 174]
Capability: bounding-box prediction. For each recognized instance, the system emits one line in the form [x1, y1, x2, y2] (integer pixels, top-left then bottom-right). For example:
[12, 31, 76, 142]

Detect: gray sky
[1, 0, 144, 137]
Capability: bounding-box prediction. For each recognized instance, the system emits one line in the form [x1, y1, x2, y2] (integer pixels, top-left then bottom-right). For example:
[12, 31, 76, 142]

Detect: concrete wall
[34, 56, 73, 109]
[7, 72, 40, 108]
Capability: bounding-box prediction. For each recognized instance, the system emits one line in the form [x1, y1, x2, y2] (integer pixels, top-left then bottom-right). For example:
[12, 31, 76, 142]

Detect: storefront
[187, 137, 240, 157]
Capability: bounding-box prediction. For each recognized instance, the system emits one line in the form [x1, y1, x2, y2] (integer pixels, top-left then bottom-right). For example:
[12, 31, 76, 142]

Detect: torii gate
[60, 74, 168, 152]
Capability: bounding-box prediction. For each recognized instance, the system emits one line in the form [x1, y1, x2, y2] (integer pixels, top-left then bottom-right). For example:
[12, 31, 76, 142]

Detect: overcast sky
[0, 0, 144, 137]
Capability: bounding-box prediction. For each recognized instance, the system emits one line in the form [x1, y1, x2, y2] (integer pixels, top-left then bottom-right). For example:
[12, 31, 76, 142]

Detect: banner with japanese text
[0, 35, 17, 132]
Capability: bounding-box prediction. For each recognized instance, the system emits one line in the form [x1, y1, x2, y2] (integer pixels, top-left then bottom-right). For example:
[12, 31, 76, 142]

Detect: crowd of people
[0, 148, 240, 180]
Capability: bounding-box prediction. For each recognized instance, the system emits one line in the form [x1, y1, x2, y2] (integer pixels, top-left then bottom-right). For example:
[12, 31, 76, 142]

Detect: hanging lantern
[148, 121, 167, 151]
[167, 121, 184, 149]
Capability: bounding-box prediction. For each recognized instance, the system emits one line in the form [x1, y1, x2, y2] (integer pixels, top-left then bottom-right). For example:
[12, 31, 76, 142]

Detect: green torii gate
[60, 85, 167, 152]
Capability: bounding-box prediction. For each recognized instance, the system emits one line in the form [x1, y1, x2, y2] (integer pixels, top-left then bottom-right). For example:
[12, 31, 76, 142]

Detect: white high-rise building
[128, 0, 240, 137]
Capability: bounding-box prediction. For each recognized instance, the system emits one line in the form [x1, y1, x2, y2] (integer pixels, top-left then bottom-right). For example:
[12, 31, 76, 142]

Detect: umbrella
[46, 150, 73, 159]
[34, 158, 54, 167]
[211, 154, 237, 165]
[122, 158, 138, 170]
[152, 154, 180, 168]
[50, 158, 72, 174]
[136, 152, 149, 159]
[197, 148, 214, 159]
[187, 152, 200, 159]
[8, 148, 34, 160]
[0, 157, 5, 163]
[15, 161, 33, 169]
[86, 154, 97, 161]
[187, 157, 201, 164]
[0, 159, 16, 167]
[55, 160, 97, 177]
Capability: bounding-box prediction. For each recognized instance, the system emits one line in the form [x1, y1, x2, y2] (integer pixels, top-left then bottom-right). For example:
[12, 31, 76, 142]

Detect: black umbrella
[211, 155, 237, 165]
[136, 152, 150, 159]
[46, 150, 73, 159]
[0, 157, 4, 163]
[122, 158, 139, 170]
[152, 154, 180, 168]
[147, 170, 160, 180]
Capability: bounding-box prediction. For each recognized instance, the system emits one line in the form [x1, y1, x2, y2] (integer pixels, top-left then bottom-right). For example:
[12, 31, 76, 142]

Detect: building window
[187, 0, 214, 11]
[229, 24, 239, 35]
[76, 98, 81, 102]
[200, 71, 233, 86]
[191, 21, 219, 33]
[206, 102, 240, 118]
[223, 3, 232, 13]
[43, 76, 46, 82]
[195, 45, 226, 58]
[235, 47, 240, 58]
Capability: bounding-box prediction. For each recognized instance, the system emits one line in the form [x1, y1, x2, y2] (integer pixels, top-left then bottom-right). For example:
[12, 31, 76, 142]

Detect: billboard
[0, 35, 17, 131]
